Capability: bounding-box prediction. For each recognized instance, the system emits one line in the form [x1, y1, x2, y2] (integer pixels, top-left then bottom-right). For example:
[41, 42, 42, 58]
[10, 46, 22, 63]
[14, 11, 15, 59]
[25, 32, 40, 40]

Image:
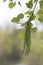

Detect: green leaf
[8, 2, 16, 9]
[11, 13, 24, 23]
[11, 17, 19, 23]
[39, 0, 43, 11]
[3, 0, 6, 2]
[38, 16, 43, 22]
[31, 27, 37, 32]
[18, 1, 21, 6]
[37, 10, 43, 22]
[25, 11, 35, 20]
[17, 13, 24, 19]
[34, 0, 38, 3]
[26, 0, 33, 8]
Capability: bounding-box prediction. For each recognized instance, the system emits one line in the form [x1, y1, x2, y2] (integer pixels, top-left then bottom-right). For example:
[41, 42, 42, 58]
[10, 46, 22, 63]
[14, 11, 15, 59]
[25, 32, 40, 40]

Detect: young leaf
[8, 2, 16, 9]
[17, 13, 24, 19]
[38, 17, 43, 22]
[11, 13, 24, 23]
[3, 0, 6, 2]
[26, 0, 33, 8]
[11, 17, 19, 23]
[37, 10, 43, 22]
[18, 1, 21, 6]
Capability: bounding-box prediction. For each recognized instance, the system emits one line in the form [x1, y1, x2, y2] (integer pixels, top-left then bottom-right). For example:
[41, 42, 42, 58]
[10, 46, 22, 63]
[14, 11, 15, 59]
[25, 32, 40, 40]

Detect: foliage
[2, 0, 43, 55]
[11, 13, 24, 23]
[8, 2, 16, 9]
[37, 10, 43, 22]
[23, 21, 31, 55]
[36, 0, 43, 22]
[26, 0, 33, 9]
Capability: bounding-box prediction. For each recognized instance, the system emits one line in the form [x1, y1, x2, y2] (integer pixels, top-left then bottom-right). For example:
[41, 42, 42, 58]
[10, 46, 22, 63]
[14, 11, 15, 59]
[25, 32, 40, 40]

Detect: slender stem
[21, 0, 38, 26]
[33, 0, 38, 12]
[26, 0, 38, 22]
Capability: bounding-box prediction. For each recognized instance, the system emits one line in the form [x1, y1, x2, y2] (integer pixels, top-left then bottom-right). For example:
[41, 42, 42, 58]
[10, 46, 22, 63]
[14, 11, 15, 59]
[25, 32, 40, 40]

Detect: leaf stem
[21, 0, 38, 26]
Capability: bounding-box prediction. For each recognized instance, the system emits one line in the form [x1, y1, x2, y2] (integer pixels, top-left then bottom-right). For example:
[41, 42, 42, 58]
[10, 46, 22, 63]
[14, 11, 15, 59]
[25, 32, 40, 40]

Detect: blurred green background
[0, 30, 43, 65]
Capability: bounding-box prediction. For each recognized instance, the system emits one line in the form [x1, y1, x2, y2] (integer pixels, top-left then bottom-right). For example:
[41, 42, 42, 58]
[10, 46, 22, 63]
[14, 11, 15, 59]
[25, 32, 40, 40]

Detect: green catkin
[24, 20, 31, 55]
[23, 0, 38, 55]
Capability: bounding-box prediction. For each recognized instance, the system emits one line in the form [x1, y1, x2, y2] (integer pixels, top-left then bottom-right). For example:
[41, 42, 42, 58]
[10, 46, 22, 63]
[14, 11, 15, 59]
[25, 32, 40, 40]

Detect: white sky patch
[0, 0, 28, 29]
[32, 20, 43, 31]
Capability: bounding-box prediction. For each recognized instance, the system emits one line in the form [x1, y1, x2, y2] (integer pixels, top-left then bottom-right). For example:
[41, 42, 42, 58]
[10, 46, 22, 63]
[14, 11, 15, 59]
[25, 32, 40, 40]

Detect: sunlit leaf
[18, 1, 21, 6]
[38, 16, 43, 22]
[8, 2, 16, 9]
[3, 0, 6, 2]
[11, 13, 24, 23]
[26, 0, 33, 8]
[17, 13, 24, 19]
[37, 10, 43, 22]
[11, 17, 19, 23]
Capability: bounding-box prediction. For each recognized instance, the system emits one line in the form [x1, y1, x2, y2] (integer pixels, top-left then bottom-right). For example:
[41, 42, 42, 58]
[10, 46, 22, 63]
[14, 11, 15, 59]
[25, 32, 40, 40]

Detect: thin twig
[21, 0, 38, 26]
